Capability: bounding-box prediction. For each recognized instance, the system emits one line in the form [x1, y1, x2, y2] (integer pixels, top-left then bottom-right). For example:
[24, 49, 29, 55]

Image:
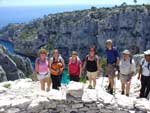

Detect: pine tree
[134, 0, 137, 4]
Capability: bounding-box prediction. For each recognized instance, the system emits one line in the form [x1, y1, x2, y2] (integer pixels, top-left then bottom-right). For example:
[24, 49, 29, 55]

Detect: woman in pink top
[35, 49, 51, 91]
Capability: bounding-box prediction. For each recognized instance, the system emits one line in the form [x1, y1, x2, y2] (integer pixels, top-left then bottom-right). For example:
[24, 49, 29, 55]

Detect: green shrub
[3, 83, 11, 89]
[80, 76, 87, 83]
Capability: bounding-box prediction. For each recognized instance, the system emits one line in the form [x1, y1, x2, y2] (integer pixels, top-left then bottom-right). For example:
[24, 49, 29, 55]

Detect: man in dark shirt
[105, 39, 120, 94]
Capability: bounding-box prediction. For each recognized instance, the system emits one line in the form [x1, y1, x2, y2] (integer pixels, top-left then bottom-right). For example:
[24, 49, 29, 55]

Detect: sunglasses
[72, 54, 77, 55]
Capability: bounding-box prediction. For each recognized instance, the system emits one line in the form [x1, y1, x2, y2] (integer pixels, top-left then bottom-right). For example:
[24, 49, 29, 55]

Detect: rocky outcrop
[0, 77, 149, 113]
[9, 54, 33, 77]
[0, 44, 33, 82]
[0, 5, 150, 60]
[0, 66, 7, 82]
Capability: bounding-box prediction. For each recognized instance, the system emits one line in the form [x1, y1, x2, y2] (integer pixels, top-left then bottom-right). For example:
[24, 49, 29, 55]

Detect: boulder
[9, 54, 33, 77]
[0, 66, 7, 82]
[0, 45, 29, 81]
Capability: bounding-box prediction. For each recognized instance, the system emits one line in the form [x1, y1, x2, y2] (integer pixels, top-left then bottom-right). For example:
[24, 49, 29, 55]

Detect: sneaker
[106, 83, 111, 91]
[107, 89, 113, 95]
[126, 94, 129, 97]
[88, 85, 92, 89]
[46, 88, 50, 92]
[121, 91, 125, 95]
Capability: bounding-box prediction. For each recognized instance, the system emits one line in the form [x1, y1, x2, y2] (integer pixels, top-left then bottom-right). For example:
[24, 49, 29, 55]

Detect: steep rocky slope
[0, 5, 150, 60]
[0, 44, 33, 82]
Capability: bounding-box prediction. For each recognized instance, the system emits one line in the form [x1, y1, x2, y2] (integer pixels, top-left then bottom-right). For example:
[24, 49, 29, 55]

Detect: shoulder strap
[36, 57, 40, 64]
[86, 55, 89, 62]
[141, 59, 145, 66]
[130, 57, 132, 64]
[94, 55, 98, 62]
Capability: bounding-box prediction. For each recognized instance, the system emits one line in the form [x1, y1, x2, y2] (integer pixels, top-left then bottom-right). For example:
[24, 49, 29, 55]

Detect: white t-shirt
[119, 58, 136, 75]
[140, 59, 150, 77]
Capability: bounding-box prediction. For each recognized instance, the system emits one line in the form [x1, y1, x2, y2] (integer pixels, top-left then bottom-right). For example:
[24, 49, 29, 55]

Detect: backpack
[36, 57, 49, 66]
[69, 58, 81, 76]
[141, 59, 150, 70]
[129, 57, 133, 64]
[36, 57, 49, 73]
[85, 55, 98, 63]
[51, 57, 63, 76]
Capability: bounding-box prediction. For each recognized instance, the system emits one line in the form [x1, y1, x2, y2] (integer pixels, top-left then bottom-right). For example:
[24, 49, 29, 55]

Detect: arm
[60, 58, 65, 73]
[79, 62, 82, 77]
[138, 65, 142, 80]
[97, 57, 101, 72]
[49, 59, 56, 74]
[131, 60, 136, 74]
[116, 57, 120, 66]
[68, 58, 71, 74]
[35, 60, 39, 73]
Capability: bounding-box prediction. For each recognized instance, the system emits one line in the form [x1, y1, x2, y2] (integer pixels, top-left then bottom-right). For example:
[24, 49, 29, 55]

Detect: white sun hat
[122, 49, 130, 55]
[144, 49, 150, 55]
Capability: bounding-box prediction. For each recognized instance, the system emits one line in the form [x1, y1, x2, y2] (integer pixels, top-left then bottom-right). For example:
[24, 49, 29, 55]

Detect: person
[68, 51, 82, 82]
[105, 39, 120, 94]
[35, 48, 51, 91]
[138, 50, 150, 99]
[83, 46, 100, 89]
[119, 50, 136, 96]
[49, 49, 65, 90]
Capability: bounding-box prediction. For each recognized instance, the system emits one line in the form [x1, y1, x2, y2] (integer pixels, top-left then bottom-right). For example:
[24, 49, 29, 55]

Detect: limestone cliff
[0, 5, 150, 60]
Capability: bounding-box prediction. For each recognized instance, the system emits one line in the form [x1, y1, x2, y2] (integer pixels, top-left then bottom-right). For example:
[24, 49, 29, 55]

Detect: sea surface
[0, 5, 112, 28]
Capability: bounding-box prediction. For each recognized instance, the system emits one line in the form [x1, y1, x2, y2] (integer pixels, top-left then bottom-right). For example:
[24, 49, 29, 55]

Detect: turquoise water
[0, 40, 14, 53]
[61, 69, 70, 84]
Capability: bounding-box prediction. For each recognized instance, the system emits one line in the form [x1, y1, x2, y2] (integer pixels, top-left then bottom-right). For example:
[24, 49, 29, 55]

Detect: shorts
[106, 64, 116, 78]
[70, 75, 80, 82]
[120, 74, 132, 83]
[87, 71, 97, 79]
[37, 72, 50, 81]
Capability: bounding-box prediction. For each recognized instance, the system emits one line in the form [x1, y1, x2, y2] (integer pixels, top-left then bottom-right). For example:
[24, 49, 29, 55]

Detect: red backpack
[69, 58, 81, 76]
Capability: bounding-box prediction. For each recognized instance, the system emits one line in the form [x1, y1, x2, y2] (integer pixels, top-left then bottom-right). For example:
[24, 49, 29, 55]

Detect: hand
[117, 75, 120, 80]
[137, 75, 140, 80]
[60, 68, 64, 73]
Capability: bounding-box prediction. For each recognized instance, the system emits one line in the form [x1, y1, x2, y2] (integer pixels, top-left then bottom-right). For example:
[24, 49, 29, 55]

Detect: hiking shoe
[46, 88, 50, 92]
[106, 83, 111, 91]
[88, 85, 92, 89]
[126, 94, 129, 97]
[107, 89, 113, 95]
[121, 91, 125, 95]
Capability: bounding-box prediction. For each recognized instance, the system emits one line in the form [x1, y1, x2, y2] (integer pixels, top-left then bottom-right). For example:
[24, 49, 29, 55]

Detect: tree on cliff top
[134, 0, 137, 4]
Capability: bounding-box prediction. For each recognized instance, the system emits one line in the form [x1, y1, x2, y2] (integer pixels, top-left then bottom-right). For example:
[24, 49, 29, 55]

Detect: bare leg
[40, 79, 45, 91]
[45, 77, 51, 90]
[126, 81, 131, 96]
[109, 75, 114, 89]
[93, 77, 96, 88]
[88, 75, 92, 86]
[121, 81, 125, 92]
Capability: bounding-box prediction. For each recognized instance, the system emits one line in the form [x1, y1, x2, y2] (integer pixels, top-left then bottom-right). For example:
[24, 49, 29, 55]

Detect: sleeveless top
[86, 55, 98, 72]
[36, 57, 49, 74]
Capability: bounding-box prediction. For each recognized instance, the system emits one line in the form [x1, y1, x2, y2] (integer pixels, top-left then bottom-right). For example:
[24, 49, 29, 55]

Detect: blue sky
[0, 0, 150, 7]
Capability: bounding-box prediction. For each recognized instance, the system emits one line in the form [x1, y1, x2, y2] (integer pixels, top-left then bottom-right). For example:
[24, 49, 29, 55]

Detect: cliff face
[0, 45, 33, 82]
[0, 5, 150, 60]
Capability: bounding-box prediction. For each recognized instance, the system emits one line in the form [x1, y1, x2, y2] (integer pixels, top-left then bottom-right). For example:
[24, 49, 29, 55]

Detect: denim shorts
[37, 72, 50, 81]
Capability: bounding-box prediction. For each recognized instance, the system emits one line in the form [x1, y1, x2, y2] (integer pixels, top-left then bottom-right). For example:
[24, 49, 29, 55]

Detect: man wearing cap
[119, 50, 136, 96]
[105, 39, 120, 94]
[138, 50, 150, 99]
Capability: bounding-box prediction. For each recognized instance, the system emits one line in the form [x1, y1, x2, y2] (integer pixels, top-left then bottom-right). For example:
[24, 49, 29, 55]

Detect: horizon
[0, 0, 150, 28]
[0, 0, 150, 7]
[0, 4, 114, 28]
